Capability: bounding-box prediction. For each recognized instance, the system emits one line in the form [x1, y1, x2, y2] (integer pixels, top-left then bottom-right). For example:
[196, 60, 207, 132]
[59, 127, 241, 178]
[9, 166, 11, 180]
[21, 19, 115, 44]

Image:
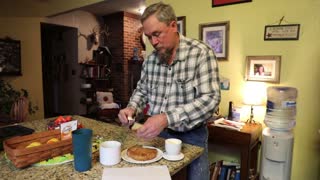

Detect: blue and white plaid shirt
[128, 34, 221, 132]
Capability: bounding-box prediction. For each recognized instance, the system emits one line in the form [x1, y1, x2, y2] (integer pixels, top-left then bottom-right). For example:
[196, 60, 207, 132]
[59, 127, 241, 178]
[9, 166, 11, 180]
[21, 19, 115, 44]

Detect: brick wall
[104, 12, 144, 107]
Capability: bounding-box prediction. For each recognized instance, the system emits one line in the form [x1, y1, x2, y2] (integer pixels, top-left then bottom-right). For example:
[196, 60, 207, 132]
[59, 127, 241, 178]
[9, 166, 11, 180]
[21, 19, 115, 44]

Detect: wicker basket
[3, 129, 72, 168]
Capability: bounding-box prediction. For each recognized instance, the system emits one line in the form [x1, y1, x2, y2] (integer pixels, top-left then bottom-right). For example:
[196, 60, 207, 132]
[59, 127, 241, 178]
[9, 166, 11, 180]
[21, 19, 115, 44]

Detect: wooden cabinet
[79, 63, 112, 114]
[208, 123, 262, 180]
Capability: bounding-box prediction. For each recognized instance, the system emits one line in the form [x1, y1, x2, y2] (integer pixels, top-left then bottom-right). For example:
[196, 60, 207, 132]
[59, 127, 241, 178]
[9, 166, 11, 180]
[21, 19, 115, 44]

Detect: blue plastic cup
[72, 128, 93, 172]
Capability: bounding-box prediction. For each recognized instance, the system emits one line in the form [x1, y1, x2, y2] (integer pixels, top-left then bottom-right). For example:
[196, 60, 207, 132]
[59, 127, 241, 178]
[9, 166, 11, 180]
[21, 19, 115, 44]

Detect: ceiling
[77, 0, 146, 16]
[0, 0, 145, 17]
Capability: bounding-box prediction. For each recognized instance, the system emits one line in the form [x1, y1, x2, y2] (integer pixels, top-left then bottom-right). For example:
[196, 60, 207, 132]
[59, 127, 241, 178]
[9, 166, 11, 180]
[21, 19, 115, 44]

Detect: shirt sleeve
[126, 61, 148, 115]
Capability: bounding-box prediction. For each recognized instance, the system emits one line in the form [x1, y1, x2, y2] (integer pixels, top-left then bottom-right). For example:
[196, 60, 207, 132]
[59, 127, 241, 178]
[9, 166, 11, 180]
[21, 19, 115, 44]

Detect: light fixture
[242, 82, 266, 123]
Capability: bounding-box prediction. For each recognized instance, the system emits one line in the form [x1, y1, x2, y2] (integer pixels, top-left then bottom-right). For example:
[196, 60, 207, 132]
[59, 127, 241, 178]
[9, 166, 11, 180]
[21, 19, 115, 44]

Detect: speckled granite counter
[0, 115, 203, 180]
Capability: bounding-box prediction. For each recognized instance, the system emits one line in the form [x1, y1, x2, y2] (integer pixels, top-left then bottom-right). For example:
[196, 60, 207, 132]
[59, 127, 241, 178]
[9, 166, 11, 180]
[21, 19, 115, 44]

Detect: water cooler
[260, 86, 297, 180]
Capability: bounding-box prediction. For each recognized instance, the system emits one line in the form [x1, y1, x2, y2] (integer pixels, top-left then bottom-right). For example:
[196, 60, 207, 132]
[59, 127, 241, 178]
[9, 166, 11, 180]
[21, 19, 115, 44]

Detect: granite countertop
[0, 115, 203, 180]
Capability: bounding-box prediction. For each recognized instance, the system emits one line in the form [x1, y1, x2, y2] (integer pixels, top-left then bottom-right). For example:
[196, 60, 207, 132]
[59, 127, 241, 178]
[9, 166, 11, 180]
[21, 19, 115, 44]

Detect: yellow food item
[46, 138, 60, 144]
[92, 142, 99, 153]
[26, 142, 42, 148]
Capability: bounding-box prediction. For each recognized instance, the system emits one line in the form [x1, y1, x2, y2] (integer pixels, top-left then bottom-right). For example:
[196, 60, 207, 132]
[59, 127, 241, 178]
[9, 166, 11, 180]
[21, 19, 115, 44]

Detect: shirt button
[164, 97, 167, 99]
[169, 68, 171, 70]
[160, 111, 163, 113]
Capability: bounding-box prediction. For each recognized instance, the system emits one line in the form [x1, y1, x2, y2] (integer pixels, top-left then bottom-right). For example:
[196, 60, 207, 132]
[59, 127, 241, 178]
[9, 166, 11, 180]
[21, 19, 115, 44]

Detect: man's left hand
[137, 113, 168, 139]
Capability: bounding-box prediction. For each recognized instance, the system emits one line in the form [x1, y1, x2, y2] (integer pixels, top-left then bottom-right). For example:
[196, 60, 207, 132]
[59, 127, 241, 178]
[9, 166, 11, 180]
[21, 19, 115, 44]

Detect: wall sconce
[242, 82, 266, 123]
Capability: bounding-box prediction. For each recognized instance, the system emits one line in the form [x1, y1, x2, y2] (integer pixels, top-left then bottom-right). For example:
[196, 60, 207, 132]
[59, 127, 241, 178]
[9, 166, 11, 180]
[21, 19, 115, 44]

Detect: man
[118, 2, 220, 180]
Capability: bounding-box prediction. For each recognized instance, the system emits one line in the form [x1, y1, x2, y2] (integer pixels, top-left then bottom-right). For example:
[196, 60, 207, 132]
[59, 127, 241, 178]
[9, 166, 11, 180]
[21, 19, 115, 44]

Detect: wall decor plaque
[264, 24, 300, 40]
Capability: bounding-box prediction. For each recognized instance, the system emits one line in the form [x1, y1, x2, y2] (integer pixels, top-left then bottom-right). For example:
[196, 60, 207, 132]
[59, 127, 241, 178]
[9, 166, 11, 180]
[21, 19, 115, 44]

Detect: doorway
[41, 23, 82, 118]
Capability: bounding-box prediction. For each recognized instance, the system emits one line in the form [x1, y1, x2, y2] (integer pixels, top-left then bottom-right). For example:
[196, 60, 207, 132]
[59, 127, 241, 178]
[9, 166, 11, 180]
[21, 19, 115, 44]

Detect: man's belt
[165, 123, 206, 135]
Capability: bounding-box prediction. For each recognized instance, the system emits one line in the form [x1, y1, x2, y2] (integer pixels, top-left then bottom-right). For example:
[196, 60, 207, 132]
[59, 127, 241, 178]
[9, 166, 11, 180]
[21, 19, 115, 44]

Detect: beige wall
[0, 10, 103, 118]
[46, 10, 102, 63]
[0, 0, 104, 119]
[0, 17, 45, 120]
[146, 0, 320, 179]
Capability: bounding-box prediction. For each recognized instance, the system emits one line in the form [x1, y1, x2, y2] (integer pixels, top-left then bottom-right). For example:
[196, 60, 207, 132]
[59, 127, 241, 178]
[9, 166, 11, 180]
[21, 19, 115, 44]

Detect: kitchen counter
[0, 115, 203, 180]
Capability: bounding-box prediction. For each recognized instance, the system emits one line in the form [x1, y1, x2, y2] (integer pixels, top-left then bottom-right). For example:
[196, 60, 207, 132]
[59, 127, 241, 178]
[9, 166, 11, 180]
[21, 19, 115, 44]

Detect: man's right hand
[118, 107, 136, 126]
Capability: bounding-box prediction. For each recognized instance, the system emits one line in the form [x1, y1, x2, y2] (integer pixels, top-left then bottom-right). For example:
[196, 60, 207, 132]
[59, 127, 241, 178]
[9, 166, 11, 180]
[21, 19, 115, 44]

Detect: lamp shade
[243, 82, 266, 106]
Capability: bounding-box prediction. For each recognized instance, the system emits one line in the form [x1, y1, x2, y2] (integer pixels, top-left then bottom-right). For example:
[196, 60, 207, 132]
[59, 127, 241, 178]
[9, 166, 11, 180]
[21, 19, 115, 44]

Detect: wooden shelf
[79, 62, 113, 115]
[79, 63, 107, 66]
[208, 123, 262, 180]
[80, 88, 95, 92]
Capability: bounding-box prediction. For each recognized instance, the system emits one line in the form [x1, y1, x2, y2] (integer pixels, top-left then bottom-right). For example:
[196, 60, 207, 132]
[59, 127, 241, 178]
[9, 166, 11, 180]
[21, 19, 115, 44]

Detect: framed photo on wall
[245, 55, 281, 83]
[199, 21, 229, 60]
[0, 38, 22, 76]
[177, 16, 186, 36]
[212, 0, 252, 7]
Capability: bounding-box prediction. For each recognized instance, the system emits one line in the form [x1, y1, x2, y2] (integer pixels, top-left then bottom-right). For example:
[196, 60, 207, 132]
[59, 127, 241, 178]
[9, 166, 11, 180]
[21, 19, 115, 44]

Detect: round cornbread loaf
[127, 145, 157, 161]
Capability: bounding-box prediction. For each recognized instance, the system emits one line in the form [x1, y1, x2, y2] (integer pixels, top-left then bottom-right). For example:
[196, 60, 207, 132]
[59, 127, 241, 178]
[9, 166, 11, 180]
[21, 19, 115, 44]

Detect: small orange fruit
[46, 138, 60, 144]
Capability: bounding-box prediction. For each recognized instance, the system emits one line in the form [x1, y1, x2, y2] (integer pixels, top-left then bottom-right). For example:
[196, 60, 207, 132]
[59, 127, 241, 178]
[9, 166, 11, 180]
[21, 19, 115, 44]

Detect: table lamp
[242, 82, 266, 123]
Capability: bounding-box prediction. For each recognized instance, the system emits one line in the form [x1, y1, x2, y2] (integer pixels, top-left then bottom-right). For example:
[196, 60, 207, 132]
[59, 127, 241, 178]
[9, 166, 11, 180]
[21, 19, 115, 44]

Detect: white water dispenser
[260, 86, 297, 180]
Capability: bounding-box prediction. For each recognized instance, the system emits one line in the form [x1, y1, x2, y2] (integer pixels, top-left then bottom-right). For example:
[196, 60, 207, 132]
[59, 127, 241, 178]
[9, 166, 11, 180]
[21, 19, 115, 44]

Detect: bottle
[267, 86, 297, 111]
[227, 101, 233, 120]
[265, 86, 298, 130]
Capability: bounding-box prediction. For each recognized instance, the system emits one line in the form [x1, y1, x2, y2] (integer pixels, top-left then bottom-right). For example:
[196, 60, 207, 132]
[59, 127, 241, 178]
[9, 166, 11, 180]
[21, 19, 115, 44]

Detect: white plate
[163, 152, 184, 161]
[121, 146, 163, 164]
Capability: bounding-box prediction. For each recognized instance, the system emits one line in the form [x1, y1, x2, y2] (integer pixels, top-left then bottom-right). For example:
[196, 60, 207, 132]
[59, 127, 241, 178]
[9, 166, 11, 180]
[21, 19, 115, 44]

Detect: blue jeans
[159, 125, 209, 180]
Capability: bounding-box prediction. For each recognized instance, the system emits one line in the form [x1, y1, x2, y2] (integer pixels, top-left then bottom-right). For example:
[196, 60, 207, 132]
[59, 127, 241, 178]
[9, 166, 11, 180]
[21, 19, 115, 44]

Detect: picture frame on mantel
[199, 21, 229, 60]
[177, 16, 186, 36]
[245, 55, 281, 83]
[212, 0, 252, 7]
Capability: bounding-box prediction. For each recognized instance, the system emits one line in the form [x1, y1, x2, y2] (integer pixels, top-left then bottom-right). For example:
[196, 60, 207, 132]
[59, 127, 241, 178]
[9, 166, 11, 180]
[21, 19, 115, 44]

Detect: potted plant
[0, 80, 38, 122]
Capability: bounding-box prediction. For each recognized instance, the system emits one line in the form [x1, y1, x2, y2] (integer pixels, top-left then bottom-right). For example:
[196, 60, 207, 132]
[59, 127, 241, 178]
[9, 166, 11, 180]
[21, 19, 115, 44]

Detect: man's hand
[137, 113, 168, 139]
[118, 107, 136, 126]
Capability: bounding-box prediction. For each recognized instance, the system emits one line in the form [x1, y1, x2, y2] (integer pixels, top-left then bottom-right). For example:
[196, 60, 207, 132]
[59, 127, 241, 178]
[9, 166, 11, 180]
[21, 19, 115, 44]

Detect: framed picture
[245, 56, 281, 83]
[264, 24, 300, 40]
[0, 38, 22, 76]
[212, 0, 252, 7]
[199, 21, 229, 60]
[177, 16, 186, 36]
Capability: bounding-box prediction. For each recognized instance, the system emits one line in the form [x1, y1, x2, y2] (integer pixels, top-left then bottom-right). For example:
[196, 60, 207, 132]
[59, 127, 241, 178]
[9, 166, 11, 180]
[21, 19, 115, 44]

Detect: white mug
[165, 138, 182, 156]
[99, 141, 121, 166]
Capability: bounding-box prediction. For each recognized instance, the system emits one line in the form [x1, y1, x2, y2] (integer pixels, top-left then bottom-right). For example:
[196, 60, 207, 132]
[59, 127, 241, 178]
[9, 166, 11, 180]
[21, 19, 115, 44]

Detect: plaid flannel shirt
[128, 34, 221, 132]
